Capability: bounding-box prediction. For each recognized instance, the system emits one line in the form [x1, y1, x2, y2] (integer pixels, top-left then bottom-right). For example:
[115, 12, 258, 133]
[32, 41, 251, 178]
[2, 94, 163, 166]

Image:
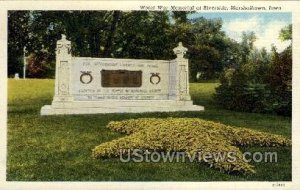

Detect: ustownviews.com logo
[119, 149, 278, 163]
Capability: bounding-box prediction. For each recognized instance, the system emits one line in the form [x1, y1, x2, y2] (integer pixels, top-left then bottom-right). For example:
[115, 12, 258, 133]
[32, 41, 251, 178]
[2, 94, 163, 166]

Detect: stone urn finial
[173, 42, 188, 58]
[57, 34, 71, 55]
[61, 34, 66, 40]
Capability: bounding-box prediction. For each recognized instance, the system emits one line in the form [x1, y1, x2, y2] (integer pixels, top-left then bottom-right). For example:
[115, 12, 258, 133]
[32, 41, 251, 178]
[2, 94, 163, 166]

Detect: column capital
[173, 42, 188, 59]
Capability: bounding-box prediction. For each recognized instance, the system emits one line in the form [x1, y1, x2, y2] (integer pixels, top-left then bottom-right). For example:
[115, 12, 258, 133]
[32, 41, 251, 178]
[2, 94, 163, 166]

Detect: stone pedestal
[52, 34, 74, 103]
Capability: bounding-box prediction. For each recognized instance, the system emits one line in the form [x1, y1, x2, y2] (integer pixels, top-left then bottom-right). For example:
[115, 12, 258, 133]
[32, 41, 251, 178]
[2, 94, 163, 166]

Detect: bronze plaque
[101, 70, 142, 87]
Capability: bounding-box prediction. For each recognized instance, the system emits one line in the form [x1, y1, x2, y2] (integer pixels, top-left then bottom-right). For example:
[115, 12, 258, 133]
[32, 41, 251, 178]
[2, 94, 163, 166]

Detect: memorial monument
[41, 35, 204, 115]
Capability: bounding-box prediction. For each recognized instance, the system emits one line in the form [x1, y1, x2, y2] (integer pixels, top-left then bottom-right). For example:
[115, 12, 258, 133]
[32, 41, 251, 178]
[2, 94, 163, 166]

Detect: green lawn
[7, 79, 291, 181]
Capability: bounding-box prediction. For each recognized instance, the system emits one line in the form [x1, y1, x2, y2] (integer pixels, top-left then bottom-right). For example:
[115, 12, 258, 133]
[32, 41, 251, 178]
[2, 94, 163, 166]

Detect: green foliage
[186, 17, 231, 80]
[240, 32, 256, 64]
[93, 118, 290, 174]
[216, 62, 266, 112]
[268, 46, 292, 116]
[26, 52, 55, 78]
[279, 24, 292, 41]
[113, 11, 175, 60]
[7, 11, 292, 85]
[8, 11, 30, 77]
[8, 11, 243, 80]
[172, 11, 191, 24]
[215, 25, 292, 116]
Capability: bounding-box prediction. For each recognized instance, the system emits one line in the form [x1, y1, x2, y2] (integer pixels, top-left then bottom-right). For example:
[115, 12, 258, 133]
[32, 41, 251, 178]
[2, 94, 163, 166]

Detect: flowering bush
[92, 118, 291, 174]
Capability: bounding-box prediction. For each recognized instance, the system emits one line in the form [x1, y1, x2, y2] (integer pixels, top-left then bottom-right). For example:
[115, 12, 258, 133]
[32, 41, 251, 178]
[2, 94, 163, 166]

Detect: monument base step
[40, 100, 204, 115]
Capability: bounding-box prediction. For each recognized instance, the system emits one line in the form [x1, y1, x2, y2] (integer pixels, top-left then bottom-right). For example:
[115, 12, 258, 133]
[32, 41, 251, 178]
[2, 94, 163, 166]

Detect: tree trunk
[103, 11, 121, 57]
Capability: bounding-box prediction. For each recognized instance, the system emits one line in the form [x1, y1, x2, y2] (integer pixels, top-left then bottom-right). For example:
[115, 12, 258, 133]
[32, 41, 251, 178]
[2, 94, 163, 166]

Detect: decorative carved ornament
[80, 71, 93, 84]
[150, 73, 161, 85]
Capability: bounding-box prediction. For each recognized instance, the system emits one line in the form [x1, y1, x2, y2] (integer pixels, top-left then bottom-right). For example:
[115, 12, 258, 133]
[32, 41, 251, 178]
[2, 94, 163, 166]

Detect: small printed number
[272, 183, 285, 187]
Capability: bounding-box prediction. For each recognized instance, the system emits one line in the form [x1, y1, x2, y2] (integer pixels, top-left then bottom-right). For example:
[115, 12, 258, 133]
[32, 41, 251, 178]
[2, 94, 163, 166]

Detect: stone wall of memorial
[41, 34, 204, 115]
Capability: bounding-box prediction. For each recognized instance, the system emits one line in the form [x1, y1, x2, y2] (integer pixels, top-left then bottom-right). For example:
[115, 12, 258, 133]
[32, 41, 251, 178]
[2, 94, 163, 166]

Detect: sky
[188, 12, 292, 52]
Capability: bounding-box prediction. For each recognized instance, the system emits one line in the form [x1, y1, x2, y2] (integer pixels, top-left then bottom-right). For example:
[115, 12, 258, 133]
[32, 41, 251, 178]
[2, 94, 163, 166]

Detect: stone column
[53, 34, 73, 102]
[172, 42, 191, 101]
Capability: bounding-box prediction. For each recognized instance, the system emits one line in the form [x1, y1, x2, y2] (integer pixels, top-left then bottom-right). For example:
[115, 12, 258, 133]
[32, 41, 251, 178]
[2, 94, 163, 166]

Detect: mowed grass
[7, 79, 291, 181]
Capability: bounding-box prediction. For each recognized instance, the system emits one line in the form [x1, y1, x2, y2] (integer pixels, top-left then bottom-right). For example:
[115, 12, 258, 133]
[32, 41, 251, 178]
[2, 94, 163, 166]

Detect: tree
[187, 17, 231, 80]
[268, 25, 292, 116]
[240, 31, 256, 64]
[279, 24, 292, 41]
[172, 11, 189, 24]
[8, 11, 30, 77]
[215, 24, 292, 116]
[113, 11, 174, 60]
[103, 11, 121, 57]
[26, 51, 54, 78]
[9, 10, 276, 82]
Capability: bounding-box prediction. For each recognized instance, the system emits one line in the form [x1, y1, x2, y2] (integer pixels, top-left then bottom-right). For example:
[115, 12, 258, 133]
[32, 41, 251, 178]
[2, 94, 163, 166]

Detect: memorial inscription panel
[101, 70, 142, 87]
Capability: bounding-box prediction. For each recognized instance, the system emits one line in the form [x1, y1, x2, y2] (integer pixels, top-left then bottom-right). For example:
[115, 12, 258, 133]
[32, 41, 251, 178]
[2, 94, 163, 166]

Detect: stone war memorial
[41, 35, 204, 115]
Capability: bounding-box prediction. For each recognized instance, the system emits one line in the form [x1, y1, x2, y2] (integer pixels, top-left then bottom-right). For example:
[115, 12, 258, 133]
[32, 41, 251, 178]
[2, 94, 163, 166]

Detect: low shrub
[215, 46, 292, 116]
[26, 52, 55, 78]
[93, 118, 291, 174]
